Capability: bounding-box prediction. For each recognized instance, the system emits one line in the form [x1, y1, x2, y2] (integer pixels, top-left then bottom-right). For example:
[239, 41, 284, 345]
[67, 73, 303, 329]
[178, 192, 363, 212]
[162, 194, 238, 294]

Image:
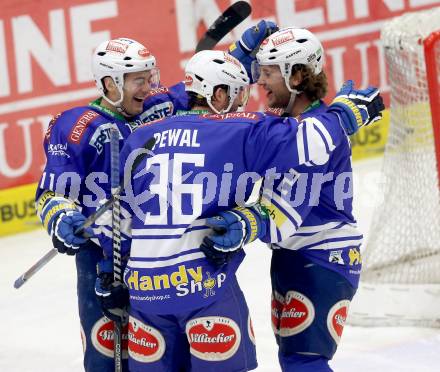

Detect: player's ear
[103, 77, 117, 93]
[212, 86, 227, 102]
[289, 69, 302, 89]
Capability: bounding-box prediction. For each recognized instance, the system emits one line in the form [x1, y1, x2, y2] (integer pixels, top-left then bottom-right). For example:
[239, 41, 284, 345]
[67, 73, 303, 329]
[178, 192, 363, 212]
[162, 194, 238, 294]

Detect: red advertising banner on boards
[1, 0, 439, 190]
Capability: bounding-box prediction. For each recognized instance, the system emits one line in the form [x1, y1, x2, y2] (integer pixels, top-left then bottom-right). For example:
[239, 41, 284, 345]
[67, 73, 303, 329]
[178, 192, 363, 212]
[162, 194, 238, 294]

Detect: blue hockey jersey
[259, 102, 363, 287]
[116, 109, 350, 314]
[36, 83, 189, 246]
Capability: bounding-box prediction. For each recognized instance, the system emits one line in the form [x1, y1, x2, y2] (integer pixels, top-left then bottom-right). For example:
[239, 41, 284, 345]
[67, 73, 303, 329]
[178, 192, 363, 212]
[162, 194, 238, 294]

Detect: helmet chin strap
[102, 88, 132, 117]
[284, 90, 299, 116]
[283, 78, 300, 116]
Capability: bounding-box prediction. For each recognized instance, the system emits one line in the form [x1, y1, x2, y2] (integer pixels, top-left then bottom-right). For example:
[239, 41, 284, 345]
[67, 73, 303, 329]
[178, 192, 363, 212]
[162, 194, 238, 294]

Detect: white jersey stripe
[130, 228, 209, 259]
[128, 251, 206, 268]
[275, 238, 363, 252]
[270, 192, 303, 227]
[296, 221, 357, 234]
[275, 223, 362, 251]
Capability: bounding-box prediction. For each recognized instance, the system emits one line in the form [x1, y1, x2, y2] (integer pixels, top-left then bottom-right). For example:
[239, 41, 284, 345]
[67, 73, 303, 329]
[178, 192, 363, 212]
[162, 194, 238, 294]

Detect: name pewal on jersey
[116, 109, 347, 315]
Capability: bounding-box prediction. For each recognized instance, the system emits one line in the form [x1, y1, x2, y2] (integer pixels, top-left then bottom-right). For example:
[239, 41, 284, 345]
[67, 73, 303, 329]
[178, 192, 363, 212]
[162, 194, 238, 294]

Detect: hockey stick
[195, 1, 252, 52]
[13, 137, 156, 289]
[110, 128, 124, 372]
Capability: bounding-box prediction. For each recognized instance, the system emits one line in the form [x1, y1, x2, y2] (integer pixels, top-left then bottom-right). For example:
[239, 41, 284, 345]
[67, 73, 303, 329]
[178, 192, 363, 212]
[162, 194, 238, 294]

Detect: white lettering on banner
[0, 115, 49, 179]
[1, 0, 117, 99]
[0, 88, 98, 116]
[325, 41, 389, 92]
[70, 1, 118, 83]
[327, 0, 347, 23]
[274, 0, 429, 28]
[373, 39, 390, 92]
[13, 9, 70, 94]
[0, 21, 10, 97]
[275, 0, 324, 28]
[326, 47, 346, 91]
[174, 0, 270, 52]
[410, 0, 440, 5]
[0, 119, 33, 178]
[37, 115, 52, 138]
[353, 0, 404, 18]
[354, 41, 372, 88]
[175, 0, 227, 52]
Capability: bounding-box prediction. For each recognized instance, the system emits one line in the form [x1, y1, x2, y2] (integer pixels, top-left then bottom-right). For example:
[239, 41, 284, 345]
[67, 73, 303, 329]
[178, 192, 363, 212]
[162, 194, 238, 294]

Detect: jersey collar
[89, 98, 126, 121]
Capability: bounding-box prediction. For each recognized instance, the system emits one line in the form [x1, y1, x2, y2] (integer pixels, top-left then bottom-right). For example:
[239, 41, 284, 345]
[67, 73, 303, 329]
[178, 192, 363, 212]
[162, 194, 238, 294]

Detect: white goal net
[349, 7, 440, 327]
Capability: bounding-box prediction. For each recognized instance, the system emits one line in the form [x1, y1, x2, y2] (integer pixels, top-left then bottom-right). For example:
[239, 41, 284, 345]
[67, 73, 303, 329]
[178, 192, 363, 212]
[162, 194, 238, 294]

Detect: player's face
[257, 65, 290, 108]
[122, 69, 159, 116]
[230, 86, 250, 112]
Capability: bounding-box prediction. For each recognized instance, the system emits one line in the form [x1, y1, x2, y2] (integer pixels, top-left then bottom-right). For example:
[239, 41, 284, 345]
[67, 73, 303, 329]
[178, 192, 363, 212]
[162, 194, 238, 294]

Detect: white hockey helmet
[92, 37, 159, 107]
[184, 50, 250, 114]
[253, 28, 324, 92]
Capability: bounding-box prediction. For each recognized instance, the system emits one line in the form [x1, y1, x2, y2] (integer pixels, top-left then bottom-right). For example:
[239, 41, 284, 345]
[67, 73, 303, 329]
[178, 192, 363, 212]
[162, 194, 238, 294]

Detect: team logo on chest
[186, 316, 241, 361]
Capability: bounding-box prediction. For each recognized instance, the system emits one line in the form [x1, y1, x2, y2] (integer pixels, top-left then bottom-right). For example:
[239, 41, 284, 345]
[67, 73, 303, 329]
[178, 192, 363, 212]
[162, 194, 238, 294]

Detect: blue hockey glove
[229, 20, 278, 83]
[52, 211, 93, 255]
[200, 206, 268, 266]
[95, 258, 129, 322]
[329, 80, 385, 135]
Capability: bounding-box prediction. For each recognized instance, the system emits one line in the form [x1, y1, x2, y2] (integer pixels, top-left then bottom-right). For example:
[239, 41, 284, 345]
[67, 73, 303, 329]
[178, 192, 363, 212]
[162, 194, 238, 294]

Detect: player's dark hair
[188, 85, 229, 109]
[292, 65, 328, 101]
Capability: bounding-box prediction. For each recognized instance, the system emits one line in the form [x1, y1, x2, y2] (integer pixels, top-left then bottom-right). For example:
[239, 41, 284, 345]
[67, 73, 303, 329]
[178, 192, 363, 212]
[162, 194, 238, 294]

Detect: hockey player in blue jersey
[202, 28, 379, 371]
[103, 49, 383, 371]
[34, 37, 187, 371]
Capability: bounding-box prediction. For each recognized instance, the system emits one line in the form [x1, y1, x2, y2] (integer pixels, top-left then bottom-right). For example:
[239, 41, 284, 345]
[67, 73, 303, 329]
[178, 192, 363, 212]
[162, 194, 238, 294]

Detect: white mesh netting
[349, 7, 440, 327]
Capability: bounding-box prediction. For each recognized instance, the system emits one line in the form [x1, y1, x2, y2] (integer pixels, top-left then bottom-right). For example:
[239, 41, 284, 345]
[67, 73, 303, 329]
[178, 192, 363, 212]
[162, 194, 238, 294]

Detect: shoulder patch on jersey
[146, 87, 169, 97]
[45, 113, 62, 142]
[140, 101, 174, 123]
[68, 110, 100, 144]
[201, 112, 259, 121]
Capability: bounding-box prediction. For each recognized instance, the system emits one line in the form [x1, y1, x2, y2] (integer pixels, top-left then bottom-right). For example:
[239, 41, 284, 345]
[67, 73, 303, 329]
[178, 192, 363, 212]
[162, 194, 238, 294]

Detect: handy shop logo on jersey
[125, 265, 226, 298]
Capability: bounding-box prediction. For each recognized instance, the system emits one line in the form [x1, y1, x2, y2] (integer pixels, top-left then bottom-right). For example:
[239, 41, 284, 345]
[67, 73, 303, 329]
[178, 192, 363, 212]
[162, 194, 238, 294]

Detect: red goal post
[424, 30, 440, 186]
